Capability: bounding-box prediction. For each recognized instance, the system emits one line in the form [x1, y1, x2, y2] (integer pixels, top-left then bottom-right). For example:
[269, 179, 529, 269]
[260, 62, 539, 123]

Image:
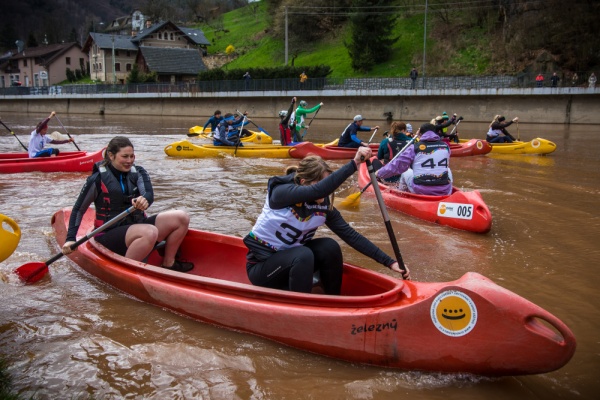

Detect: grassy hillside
[194, 1, 494, 78]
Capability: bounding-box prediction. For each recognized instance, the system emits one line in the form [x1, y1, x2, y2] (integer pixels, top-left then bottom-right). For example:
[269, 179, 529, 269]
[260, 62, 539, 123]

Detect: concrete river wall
[0, 87, 598, 124]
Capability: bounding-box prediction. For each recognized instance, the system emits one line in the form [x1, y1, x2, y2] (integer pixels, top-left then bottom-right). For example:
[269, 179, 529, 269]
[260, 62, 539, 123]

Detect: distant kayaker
[278, 97, 296, 146]
[486, 115, 518, 143]
[338, 115, 379, 148]
[213, 113, 248, 147]
[244, 146, 410, 295]
[431, 113, 458, 144]
[376, 123, 453, 196]
[202, 110, 223, 136]
[28, 111, 74, 158]
[293, 100, 323, 142]
[61, 136, 193, 272]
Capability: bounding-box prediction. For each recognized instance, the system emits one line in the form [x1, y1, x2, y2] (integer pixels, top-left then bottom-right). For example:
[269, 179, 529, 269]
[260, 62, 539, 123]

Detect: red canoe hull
[358, 161, 492, 233]
[449, 139, 492, 157]
[49, 208, 575, 376]
[0, 149, 104, 173]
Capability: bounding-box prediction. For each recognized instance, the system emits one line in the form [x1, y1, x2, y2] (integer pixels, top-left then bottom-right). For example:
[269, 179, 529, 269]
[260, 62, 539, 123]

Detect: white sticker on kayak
[431, 290, 478, 337]
[437, 202, 474, 220]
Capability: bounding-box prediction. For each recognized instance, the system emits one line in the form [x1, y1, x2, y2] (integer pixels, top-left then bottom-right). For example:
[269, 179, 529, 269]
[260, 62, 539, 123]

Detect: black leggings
[247, 237, 343, 294]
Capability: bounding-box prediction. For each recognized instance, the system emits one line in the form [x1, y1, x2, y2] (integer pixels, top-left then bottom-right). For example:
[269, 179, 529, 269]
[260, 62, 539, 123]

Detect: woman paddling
[486, 115, 519, 143]
[243, 146, 409, 295]
[62, 136, 193, 272]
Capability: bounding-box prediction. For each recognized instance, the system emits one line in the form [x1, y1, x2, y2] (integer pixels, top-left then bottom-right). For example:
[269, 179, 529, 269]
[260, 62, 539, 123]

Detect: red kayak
[358, 159, 492, 233]
[291, 140, 490, 160]
[0, 149, 104, 173]
[49, 207, 575, 376]
[448, 139, 492, 157]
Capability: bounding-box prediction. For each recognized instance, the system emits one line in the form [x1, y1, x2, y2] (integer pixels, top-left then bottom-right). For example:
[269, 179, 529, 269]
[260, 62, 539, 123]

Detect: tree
[345, 0, 398, 72]
[27, 32, 38, 48]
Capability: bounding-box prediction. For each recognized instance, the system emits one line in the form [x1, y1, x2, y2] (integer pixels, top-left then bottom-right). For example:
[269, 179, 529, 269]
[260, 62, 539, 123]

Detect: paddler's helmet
[278, 110, 287, 117]
[299, 100, 308, 107]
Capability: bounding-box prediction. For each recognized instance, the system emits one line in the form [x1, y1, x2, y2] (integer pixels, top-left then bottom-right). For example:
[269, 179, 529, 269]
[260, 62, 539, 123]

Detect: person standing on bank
[28, 111, 75, 158]
[243, 71, 251, 90]
[550, 72, 560, 88]
[486, 115, 518, 143]
[299, 71, 308, 88]
[589, 72, 597, 88]
[338, 115, 379, 148]
[536, 73, 544, 87]
[243, 146, 410, 295]
[410, 67, 418, 89]
[62, 136, 193, 272]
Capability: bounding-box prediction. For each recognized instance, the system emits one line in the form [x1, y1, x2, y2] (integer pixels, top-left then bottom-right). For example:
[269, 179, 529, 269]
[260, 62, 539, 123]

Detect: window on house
[66, 57, 71, 65]
[115, 63, 121, 72]
[115, 50, 119, 57]
[99, 63, 103, 71]
[158, 33, 162, 39]
[126, 63, 132, 71]
[126, 51, 131, 57]
[170, 33, 174, 40]
[79, 58, 84, 68]
[23, 59, 28, 67]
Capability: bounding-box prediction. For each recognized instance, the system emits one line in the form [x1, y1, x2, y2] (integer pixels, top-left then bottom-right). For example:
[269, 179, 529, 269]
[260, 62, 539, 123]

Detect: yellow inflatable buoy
[0, 214, 21, 263]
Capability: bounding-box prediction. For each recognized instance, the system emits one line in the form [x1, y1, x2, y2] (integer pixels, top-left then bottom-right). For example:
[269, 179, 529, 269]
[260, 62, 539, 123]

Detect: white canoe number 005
[437, 202, 474, 220]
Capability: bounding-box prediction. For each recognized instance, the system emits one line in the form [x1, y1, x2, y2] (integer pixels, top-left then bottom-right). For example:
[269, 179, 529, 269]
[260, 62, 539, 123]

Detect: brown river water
[0, 113, 598, 399]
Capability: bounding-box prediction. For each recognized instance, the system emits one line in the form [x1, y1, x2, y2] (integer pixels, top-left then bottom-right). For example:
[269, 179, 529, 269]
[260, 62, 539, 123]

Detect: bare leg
[153, 210, 190, 267]
[124, 224, 159, 261]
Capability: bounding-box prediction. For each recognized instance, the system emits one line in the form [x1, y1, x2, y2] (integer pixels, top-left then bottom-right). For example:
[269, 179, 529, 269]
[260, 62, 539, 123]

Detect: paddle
[233, 115, 247, 157]
[448, 116, 463, 143]
[55, 115, 81, 151]
[365, 159, 407, 276]
[517, 121, 520, 141]
[236, 110, 271, 136]
[0, 119, 28, 151]
[14, 205, 135, 284]
[300, 106, 321, 139]
[339, 133, 414, 208]
[0, 214, 21, 263]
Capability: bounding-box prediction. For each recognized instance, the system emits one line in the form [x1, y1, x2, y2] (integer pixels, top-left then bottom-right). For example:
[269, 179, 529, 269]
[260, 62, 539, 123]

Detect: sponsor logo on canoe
[437, 202, 473, 220]
[79, 159, 93, 165]
[175, 146, 194, 152]
[476, 140, 483, 149]
[430, 290, 477, 337]
[351, 319, 397, 335]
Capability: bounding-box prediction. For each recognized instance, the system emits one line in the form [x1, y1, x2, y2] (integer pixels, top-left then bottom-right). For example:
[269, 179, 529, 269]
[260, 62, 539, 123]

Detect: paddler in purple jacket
[376, 123, 453, 196]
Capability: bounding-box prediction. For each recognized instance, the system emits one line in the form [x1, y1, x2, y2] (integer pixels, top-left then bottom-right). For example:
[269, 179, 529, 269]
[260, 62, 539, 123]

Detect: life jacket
[279, 123, 292, 146]
[412, 140, 450, 186]
[94, 164, 145, 228]
[487, 127, 502, 138]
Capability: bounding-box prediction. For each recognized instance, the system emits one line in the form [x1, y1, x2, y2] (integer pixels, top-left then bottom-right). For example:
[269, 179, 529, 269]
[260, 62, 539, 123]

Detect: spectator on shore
[299, 71, 308, 88]
[589, 73, 597, 88]
[536, 73, 544, 87]
[243, 71, 251, 90]
[410, 67, 418, 89]
[571, 73, 578, 87]
[550, 72, 560, 88]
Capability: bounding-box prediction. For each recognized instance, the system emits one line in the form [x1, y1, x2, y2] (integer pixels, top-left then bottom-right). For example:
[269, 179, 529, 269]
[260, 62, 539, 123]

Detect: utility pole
[285, 6, 288, 66]
[112, 35, 116, 84]
[422, 0, 428, 89]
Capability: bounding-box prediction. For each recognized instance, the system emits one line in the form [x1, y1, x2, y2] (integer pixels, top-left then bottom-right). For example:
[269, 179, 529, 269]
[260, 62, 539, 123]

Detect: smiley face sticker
[430, 290, 477, 337]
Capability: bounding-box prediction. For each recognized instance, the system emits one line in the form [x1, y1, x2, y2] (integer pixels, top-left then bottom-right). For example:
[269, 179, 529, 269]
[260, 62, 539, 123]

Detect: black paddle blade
[14, 262, 49, 284]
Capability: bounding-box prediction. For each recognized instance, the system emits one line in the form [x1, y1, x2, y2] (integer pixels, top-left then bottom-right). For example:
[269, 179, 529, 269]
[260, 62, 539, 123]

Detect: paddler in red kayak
[244, 146, 410, 295]
[28, 111, 75, 158]
[61, 136, 193, 272]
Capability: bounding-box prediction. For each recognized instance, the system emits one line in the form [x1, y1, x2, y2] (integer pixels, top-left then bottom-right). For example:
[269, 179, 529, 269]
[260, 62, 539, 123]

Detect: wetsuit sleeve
[134, 165, 154, 205]
[325, 208, 395, 267]
[66, 173, 101, 242]
[202, 117, 212, 130]
[269, 161, 357, 209]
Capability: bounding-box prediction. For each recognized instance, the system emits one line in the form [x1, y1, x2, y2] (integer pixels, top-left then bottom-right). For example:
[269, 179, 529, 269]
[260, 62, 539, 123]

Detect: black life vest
[94, 164, 145, 228]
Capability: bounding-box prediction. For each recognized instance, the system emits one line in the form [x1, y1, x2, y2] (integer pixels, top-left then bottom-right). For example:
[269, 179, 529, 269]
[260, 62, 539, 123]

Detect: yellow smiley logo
[419, 144, 427, 151]
[438, 204, 447, 214]
[430, 290, 477, 337]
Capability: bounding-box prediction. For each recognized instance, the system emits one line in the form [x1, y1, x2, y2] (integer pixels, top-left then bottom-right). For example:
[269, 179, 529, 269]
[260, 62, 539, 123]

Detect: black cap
[420, 123, 436, 133]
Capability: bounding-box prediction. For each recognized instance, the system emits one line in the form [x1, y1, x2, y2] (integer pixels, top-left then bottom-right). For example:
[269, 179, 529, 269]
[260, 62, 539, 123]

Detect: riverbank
[1, 87, 598, 124]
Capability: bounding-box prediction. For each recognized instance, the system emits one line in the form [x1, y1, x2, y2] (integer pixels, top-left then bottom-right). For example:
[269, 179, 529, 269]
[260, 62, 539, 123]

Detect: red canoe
[357, 160, 492, 233]
[291, 140, 490, 160]
[49, 207, 575, 376]
[0, 149, 104, 173]
[448, 138, 492, 157]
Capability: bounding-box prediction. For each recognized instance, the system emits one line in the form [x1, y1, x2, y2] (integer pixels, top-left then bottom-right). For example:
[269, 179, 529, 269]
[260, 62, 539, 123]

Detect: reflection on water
[1, 114, 599, 399]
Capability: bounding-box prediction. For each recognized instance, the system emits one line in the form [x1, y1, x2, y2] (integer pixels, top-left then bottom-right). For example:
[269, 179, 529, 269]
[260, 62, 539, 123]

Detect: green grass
[194, 1, 495, 78]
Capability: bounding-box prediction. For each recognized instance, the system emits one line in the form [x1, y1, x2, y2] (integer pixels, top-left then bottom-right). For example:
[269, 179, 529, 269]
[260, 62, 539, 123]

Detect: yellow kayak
[488, 138, 557, 155]
[0, 214, 21, 263]
[188, 126, 273, 145]
[164, 140, 291, 158]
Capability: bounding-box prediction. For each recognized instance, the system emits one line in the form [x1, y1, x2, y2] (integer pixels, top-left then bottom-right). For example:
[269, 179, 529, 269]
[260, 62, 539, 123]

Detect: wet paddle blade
[14, 262, 49, 284]
[338, 192, 362, 208]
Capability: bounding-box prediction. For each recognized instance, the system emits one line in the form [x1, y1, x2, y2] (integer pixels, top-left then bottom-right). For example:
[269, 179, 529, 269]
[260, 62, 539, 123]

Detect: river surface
[0, 113, 598, 399]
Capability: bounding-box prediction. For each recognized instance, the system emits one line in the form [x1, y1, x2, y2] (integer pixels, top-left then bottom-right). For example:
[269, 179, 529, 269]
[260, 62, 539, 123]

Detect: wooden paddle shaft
[1, 120, 29, 151]
[365, 160, 406, 272]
